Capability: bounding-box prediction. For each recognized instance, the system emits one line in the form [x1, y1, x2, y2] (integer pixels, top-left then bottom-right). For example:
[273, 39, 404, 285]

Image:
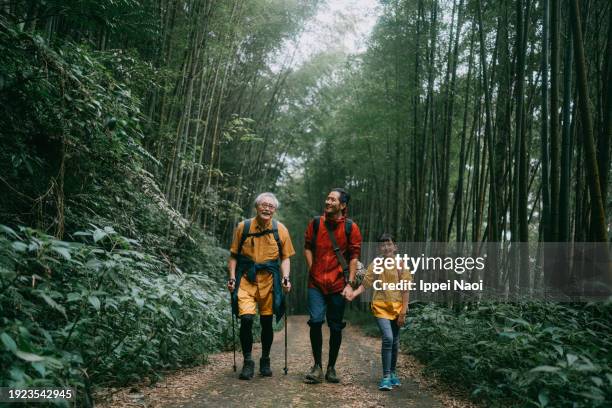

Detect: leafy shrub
[402, 302, 612, 407]
[0, 17, 220, 281]
[0, 22, 236, 407]
[0, 224, 231, 406]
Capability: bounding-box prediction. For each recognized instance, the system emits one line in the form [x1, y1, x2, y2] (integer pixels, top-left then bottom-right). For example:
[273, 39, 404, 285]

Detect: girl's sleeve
[400, 266, 412, 282]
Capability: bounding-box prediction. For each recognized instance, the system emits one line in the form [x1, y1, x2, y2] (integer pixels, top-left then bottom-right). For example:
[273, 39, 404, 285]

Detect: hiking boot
[239, 359, 255, 380]
[325, 366, 340, 383]
[304, 364, 323, 384]
[390, 372, 401, 387]
[259, 357, 272, 377]
[378, 376, 393, 391]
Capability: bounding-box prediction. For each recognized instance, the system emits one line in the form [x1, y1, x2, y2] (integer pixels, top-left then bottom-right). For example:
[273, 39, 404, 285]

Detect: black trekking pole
[230, 292, 236, 372]
[283, 278, 288, 375]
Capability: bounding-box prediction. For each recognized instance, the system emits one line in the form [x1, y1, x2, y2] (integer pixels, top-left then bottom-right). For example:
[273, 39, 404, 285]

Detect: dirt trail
[98, 316, 475, 408]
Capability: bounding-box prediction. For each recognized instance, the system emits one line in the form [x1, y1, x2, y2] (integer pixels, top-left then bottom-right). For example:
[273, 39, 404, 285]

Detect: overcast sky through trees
[271, 0, 380, 72]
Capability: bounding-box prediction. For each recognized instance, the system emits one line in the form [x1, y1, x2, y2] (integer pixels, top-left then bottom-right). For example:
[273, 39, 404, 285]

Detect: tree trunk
[569, 0, 608, 243]
[549, 0, 561, 241]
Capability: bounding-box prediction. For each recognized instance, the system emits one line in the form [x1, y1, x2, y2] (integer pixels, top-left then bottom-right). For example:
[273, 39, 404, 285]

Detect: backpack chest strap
[237, 219, 283, 259]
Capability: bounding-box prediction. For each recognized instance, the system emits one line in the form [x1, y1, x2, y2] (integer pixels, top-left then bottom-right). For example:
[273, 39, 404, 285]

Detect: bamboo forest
[0, 0, 610, 406]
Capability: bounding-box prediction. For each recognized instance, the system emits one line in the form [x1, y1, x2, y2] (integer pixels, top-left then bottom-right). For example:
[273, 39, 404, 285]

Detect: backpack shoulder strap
[322, 220, 350, 284]
[237, 219, 252, 255]
[272, 219, 283, 260]
[311, 216, 321, 255]
[344, 218, 353, 245]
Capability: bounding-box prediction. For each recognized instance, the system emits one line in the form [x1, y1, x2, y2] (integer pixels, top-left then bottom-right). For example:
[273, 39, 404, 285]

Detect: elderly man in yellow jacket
[227, 192, 295, 380]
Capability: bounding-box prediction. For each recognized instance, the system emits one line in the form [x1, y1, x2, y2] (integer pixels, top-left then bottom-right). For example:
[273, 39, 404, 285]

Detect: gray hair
[254, 192, 280, 210]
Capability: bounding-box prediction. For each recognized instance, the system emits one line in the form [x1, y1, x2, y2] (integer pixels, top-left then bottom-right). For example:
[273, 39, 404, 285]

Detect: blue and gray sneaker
[378, 376, 393, 391]
[390, 372, 401, 387]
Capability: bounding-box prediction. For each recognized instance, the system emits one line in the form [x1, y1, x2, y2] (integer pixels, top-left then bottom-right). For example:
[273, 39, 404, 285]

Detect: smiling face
[324, 191, 346, 217]
[256, 196, 276, 223]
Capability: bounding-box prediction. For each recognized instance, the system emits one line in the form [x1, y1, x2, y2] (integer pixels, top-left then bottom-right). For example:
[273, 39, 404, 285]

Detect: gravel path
[97, 315, 477, 408]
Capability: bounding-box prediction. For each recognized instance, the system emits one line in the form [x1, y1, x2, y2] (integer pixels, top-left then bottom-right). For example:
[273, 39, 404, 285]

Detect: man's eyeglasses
[258, 203, 276, 210]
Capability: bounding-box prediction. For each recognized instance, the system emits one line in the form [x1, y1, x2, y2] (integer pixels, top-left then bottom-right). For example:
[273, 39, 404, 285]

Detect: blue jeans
[376, 317, 400, 376]
[307, 287, 346, 331]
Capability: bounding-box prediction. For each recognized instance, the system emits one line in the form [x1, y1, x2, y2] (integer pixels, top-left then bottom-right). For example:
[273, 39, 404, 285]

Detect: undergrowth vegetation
[402, 302, 612, 407]
[0, 225, 229, 406]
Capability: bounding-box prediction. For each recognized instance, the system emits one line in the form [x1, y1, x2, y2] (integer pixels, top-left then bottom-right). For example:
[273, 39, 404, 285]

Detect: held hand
[397, 314, 406, 327]
[282, 277, 291, 293]
[227, 278, 236, 293]
[342, 285, 354, 301]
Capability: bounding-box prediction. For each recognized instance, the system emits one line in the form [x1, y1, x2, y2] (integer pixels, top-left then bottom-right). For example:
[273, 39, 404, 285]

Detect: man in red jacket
[303, 188, 362, 384]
